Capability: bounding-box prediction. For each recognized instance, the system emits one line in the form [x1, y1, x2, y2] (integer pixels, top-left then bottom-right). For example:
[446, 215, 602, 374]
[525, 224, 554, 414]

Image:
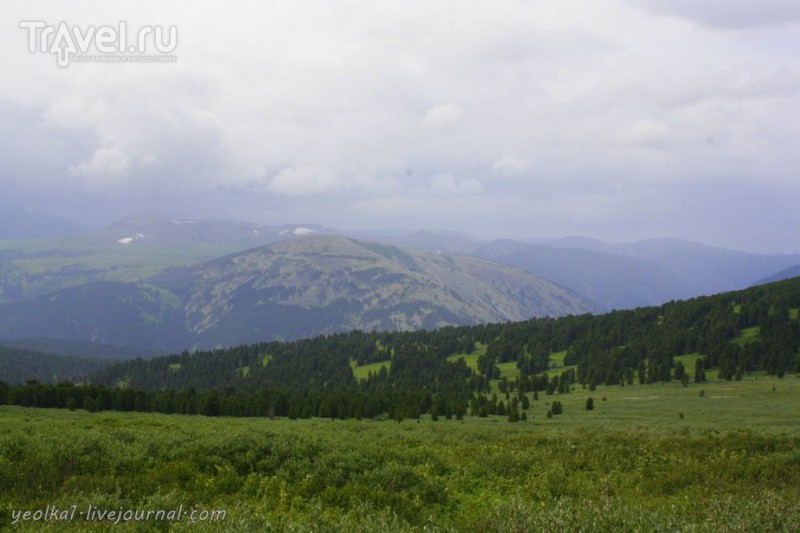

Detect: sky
[1, 1, 799, 253]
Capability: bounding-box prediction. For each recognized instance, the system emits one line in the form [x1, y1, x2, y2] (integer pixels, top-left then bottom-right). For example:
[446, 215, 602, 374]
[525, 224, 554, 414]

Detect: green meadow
[2, 373, 800, 531]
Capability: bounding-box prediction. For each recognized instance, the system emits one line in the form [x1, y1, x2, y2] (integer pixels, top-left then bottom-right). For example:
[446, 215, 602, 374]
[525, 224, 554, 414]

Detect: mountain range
[0, 206, 84, 240]
[1, 211, 799, 357]
[0, 234, 595, 352]
[530, 236, 800, 296]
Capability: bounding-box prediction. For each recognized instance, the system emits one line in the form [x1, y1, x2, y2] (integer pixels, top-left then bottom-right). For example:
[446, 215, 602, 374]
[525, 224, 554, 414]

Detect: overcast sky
[1, 1, 799, 252]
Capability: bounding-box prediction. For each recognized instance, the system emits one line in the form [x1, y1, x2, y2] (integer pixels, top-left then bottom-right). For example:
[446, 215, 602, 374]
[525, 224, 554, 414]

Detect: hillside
[0, 345, 110, 384]
[88, 212, 333, 246]
[378, 232, 800, 309]
[0, 213, 333, 305]
[472, 239, 698, 310]
[4, 213, 799, 315]
[755, 264, 800, 286]
[0, 237, 595, 352]
[537, 237, 800, 295]
[156, 236, 596, 348]
[89, 276, 800, 404]
[0, 281, 186, 353]
[0, 207, 84, 240]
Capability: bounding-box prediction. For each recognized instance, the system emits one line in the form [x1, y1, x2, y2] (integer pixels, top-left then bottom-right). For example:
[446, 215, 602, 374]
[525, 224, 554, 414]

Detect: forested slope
[20, 276, 788, 419]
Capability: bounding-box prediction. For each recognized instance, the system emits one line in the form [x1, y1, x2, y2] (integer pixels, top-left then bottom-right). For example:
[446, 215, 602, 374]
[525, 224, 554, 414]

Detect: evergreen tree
[694, 358, 707, 383]
[673, 361, 686, 381]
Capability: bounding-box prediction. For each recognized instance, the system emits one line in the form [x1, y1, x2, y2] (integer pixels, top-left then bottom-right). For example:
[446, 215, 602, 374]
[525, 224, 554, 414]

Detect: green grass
[450, 347, 576, 382]
[496, 361, 518, 379]
[545, 349, 578, 378]
[733, 326, 761, 346]
[674, 353, 704, 377]
[523, 373, 800, 433]
[791, 308, 799, 320]
[549, 349, 568, 367]
[446, 342, 486, 373]
[350, 359, 391, 380]
[2, 374, 800, 531]
[447, 352, 479, 372]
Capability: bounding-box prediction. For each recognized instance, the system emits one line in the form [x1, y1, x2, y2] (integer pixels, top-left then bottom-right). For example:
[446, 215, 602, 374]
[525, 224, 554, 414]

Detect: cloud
[267, 166, 340, 196]
[0, 1, 798, 251]
[428, 173, 483, 196]
[69, 147, 130, 179]
[419, 103, 464, 130]
[491, 153, 530, 174]
[616, 120, 672, 149]
[625, 0, 800, 29]
[267, 165, 401, 197]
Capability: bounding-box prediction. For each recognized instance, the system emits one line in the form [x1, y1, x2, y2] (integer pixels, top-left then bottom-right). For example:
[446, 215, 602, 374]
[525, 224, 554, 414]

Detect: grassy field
[350, 359, 392, 380]
[2, 374, 800, 531]
[733, 326, 762, 347]
[445, 343, 485, 373]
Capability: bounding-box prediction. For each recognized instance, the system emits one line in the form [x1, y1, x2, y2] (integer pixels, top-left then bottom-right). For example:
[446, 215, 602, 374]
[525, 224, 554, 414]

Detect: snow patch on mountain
[117, 233, 145, 245]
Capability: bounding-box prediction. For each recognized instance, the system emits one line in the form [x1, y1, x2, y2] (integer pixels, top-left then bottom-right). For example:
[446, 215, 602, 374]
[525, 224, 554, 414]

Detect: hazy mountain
[532, 237, 800, 296]
[0, 213, 336, 304]
[0, 337, 160, 360]
[472, 239, 698, 310]
[89, 212, 334, 246]
[0, 236, 596, 353]
[0, 281, 186, 353]
[156, 236, 597, 348]
[0, 207, 84, 240]
[374, 230, 483, 255]
[5, 211, 797, 325]
[0, 238, 244, 305]
[754, 266, 800, 286]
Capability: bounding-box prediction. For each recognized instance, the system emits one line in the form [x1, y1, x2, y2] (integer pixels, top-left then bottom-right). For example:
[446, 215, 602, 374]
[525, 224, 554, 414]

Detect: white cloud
[625, 0, 800, 29]
[0, 0, 799, 250]
[428, 173, 483, 196]
[69, 147, 130, 179]
[267, 166, 400, 197]
[616, 120, 672, 149]
[267, 166, 340, 196]
[419, 103, 464, 130]
[491, 153, 530, 175]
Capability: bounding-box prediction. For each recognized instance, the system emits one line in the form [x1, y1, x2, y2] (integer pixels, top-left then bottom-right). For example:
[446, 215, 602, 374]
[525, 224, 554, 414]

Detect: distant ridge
[0, 236, 597, 352]
[155, 236, 598, 348]
[754, 265, 800, 286]
[0, 344, 111, 384]
[89, 212, 335, 246]
[528, 236, 800, 296]
[472, 239, 698, 310]
[0, 207, 83, 240]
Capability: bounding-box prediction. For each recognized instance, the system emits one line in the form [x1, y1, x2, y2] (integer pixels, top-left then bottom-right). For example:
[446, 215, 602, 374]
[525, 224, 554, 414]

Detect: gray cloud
[0, 1, 798, 251]
[626, 0, 800, 29]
